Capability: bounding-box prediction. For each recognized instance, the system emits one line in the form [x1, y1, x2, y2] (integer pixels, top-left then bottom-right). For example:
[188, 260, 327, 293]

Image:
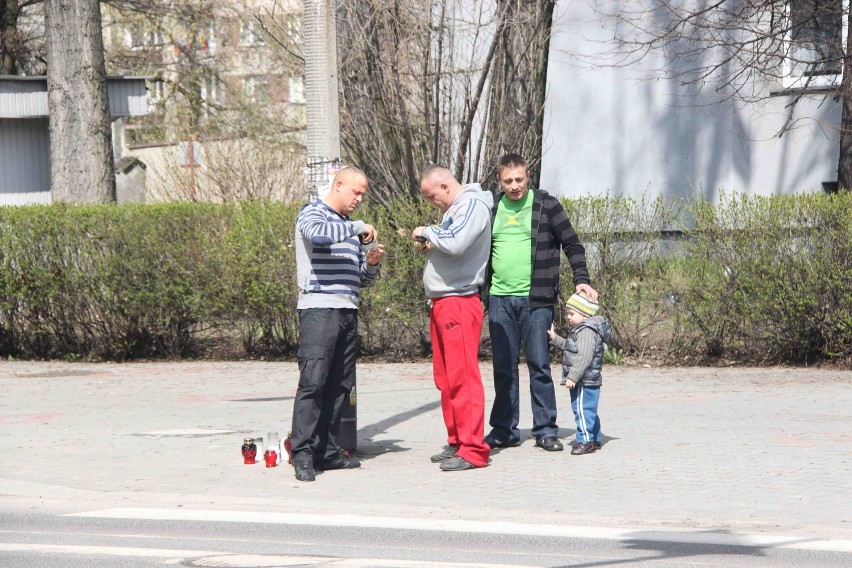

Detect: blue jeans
[488, 295, 557, 441]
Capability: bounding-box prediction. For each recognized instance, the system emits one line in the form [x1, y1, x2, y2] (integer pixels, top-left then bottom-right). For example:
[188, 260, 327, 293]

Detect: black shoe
[484, 433, 522, 449]
[535, 436, 564, 452]
[439, 456, 480, 471]
[293, 458, 316, 482]
[430, 444, 458, 463]
[316, 456, 360, 471]
[594, 441, 603, 450]
[571, 442, 597, 455]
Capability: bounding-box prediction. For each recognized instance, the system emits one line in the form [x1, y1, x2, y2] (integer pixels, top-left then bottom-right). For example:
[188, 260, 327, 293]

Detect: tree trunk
[1, 0, 20, 75]
[44, 0, 116, 203]
[838, 12, 852, 190]
[480, 0, 554, 191]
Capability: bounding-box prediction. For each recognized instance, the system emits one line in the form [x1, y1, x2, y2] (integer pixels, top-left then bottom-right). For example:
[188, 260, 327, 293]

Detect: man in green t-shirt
[483, 153, 597, 452]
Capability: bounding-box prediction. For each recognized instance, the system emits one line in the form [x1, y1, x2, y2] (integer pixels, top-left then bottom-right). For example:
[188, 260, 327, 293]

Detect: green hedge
[674, 193, 852, 362]
[0, 193, 849, 364]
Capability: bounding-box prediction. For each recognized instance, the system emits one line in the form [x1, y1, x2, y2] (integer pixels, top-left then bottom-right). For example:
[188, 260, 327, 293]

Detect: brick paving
[0, 361, 849, 539]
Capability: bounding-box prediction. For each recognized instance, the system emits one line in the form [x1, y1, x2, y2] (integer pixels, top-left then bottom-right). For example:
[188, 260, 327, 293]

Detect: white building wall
[541, 1, 841, 202]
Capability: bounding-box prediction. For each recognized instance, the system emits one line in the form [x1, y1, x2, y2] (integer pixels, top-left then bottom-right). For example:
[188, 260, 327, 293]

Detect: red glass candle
[264, 449, 278, 467]
[241, 438, 257, 464]
[283, 434, 292, 465]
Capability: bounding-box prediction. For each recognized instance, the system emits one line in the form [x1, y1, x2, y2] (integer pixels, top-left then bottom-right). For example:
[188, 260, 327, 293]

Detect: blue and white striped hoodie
[295, 200, 380, 310]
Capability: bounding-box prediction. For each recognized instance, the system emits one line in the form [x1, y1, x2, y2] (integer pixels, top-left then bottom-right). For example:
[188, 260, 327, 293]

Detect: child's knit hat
[566, 292, 599, 317]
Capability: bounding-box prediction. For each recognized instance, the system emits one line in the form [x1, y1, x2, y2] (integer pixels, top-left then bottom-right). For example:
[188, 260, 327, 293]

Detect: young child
[547, 292, 612, 455]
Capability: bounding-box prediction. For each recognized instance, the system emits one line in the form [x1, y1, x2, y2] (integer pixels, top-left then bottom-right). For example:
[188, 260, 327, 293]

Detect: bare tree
[44, 0, 115, 202]
[1, 1, 45, 74]
[478, 0, 554, 191]
[100, 1, 308, 202]
[1, 1, 156, 77]
[601, 0, 852, 188]
[103, 2, 222, 137]
[327, 1, 556, 206]
[1, 0, 23, 74]
[256, 0, 554, 207]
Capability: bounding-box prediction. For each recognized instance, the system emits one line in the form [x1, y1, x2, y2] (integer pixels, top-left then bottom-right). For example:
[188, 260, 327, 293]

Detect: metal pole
[303, 0, 341, 199]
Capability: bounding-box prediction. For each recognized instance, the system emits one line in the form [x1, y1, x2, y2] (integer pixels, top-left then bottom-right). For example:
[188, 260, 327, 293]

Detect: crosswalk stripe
[0, 542, 219, 558]
[65, 507, 852, 553]
[0, 544, 540, 567]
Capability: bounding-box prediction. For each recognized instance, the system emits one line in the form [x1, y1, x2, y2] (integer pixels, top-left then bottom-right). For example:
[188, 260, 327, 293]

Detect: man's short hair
[420, 164, 452, 183]
[333, 165, 367, 185]
[497, 153, 527, 173]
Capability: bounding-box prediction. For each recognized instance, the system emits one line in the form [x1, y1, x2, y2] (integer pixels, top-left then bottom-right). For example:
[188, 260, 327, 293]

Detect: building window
[148, 79, 164, 106]
[243, 76, 268, 103]
[200, 24, 217, 54]
[124, 23, 145, 49]
[289, 76, 305, 104]
[124, 22, 160, 50]
[240, 20, 266, 47]
[200, 76, 222, 107]
[788, 0, 843, 77]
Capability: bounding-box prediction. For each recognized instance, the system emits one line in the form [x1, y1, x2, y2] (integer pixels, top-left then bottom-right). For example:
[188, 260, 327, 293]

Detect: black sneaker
[430, 444, 458, 463]
[594, 441, 603, 450]
[439, 456, 479, 471]
[484, 433, 522, 448]
[534, 436, 564, 452]
[316, 456, 360, 471]
[293, 458, 316, 482]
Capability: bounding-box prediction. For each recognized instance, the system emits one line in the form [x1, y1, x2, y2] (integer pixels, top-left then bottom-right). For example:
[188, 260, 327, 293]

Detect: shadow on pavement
[355, 399, 442, 462]
[550, 530, 783, 567]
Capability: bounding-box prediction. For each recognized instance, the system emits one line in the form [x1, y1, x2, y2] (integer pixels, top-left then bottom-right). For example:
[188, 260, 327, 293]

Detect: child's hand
[564, 379, 576, 389]
[547, 324, 555, 340]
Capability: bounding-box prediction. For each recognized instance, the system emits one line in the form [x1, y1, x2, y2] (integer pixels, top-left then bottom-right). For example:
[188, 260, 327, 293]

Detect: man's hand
[576, 283, 598, 300]
[412, 227, 430, 251]
[366, 244, 385, 266]
[360, 224, 377, 244]
[547, 323, 555, 341]
[564, 379, 576, 389]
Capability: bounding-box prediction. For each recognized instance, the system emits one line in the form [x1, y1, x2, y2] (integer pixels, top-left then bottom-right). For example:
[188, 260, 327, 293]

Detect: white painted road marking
[0, 542, 220, 558]
[0, 544, 540, 567]
[65, 507, 852, 553]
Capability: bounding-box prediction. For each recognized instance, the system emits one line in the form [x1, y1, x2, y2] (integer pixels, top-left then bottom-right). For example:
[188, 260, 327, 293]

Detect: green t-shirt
[490, 189, 533, 295]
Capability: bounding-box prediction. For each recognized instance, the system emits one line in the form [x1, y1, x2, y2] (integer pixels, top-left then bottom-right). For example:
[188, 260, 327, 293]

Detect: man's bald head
[419, 164, 462, 211]
[325, 166, 369, 215]
[332, 166, 368, 186]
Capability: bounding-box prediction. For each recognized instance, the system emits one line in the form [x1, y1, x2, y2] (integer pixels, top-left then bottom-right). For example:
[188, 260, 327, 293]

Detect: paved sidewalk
[0, 361, 850, 540]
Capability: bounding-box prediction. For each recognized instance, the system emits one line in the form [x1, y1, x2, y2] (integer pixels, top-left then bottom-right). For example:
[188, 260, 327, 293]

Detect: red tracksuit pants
[429, 294, 490, 467]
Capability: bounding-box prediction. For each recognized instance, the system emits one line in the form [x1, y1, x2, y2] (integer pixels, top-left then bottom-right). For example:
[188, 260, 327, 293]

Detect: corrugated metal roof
[0, 76, 149, 118]
[0, 79, 48, 118]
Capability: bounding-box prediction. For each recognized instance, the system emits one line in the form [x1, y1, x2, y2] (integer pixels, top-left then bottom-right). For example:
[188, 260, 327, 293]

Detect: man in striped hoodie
[290, 166, 384, 482]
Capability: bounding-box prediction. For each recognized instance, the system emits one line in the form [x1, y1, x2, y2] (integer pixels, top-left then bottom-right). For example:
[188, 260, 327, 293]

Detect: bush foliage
[0, 193, 848, 364]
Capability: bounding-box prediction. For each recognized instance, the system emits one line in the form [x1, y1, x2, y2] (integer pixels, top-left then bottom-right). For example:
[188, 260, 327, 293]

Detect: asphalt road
[2, 503, 851, 568]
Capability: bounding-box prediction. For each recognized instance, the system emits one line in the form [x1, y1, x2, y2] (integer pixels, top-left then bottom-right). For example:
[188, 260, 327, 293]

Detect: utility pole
[303, 0, 341, 198]
[302, 0, 355, 454]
